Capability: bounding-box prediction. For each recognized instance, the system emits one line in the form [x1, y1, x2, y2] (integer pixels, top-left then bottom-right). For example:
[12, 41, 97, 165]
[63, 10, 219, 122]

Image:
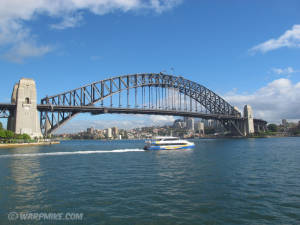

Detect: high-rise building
[112, 127, 119, 137]
[282, 119, 288, 128]
[187, 118, 194, 131]
[202, 119, 214, 128]
[173, 119, 185, 129]
[183, 117, 189, 124]
[87, 127, 94, 134]
[107, 128, 112, 139]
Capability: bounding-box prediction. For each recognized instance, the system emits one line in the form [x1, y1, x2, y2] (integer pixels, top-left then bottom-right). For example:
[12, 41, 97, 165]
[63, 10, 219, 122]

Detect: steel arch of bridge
[40, 73, 241, 135]
[0, 103, 14, 118]
[0, 109, 9, 118]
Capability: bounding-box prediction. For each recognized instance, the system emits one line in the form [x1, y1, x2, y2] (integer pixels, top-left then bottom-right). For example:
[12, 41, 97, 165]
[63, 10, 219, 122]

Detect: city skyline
[57, 117, 208, 139]
[1, 0, 300, 132]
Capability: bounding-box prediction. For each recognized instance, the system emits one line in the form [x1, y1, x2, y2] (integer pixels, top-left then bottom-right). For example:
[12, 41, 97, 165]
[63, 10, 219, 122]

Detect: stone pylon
[244, 105, 254, 135]
[7, 78, 42, 138]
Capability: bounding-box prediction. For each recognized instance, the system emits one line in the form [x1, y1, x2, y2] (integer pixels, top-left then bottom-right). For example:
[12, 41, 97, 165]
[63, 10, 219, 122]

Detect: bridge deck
[0, 103, 16, 110]
[0, 103, 266, 123]
[37, 104, 243, 120]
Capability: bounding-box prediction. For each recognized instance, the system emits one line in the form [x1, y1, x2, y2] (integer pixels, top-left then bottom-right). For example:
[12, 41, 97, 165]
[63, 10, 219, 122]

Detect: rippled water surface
[0, 138, 300, 224]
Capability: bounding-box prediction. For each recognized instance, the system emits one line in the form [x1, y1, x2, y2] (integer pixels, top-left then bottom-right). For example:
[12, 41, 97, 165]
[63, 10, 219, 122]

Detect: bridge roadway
[0, 103, 16, 110]
[0, 103, 266, 124]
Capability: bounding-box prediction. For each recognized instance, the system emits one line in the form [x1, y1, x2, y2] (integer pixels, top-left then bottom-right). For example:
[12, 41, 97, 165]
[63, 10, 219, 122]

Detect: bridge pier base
[254, 121, 267, 133]
[44, 115, 52, 137]
[8, 78, 42, 138]
[225, 105, 255, 136]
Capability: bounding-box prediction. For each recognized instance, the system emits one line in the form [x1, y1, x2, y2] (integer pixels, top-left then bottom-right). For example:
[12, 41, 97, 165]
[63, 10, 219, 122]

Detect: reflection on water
[7, 147, 46, 211]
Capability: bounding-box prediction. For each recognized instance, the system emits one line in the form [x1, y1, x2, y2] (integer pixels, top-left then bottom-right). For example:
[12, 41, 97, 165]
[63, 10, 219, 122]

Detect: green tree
[5, 130, 14, 139]
[22, 134, 31, 140]
[15, 134, 23, 139]
[0, 122, 3, 130]
[267, 124, 278, 132]
[0, 129, 5, 139]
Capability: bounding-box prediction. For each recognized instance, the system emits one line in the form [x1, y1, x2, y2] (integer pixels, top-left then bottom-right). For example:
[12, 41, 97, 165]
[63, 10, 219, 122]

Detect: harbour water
[0, 138, 300, 224]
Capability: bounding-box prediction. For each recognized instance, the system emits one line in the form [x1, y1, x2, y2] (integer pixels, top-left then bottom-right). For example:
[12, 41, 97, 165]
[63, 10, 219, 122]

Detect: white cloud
[271, 67, 298, 76]
[50, 13, 84, 30]
[3, 41, 52, 63]
[149, 0, 182, 13]
[0, 0, 182, 62]
[224, 78, 300, 123]
[148, 114, 175, 124]
[250, 24, 300, 54]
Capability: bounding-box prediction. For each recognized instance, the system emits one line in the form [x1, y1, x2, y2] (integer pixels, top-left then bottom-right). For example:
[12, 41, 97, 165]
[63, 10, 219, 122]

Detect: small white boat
[144, 136, 195, 150]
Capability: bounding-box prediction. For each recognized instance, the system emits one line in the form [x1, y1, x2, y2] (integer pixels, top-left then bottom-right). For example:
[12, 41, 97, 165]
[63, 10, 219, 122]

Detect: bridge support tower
[227, 105, 255, 136]
[243, 105, 254, 136]
[7, 78, 42, 138]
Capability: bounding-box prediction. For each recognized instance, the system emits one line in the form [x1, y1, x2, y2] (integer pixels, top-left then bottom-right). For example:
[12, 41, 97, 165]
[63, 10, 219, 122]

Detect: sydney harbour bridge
[0, 73, 267, 137]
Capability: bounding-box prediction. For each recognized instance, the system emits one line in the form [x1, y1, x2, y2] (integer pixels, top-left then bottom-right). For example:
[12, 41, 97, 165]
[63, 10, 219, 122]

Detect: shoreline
[0, 141, 60, 148]
[56, 135, 300, 141]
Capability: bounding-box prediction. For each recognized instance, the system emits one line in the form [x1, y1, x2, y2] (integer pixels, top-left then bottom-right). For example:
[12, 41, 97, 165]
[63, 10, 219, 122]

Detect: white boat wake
[0, 149, 145, 158]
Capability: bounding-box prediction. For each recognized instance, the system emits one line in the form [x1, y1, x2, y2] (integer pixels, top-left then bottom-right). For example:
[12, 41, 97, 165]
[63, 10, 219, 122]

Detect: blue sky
[1, 0, 300, 132]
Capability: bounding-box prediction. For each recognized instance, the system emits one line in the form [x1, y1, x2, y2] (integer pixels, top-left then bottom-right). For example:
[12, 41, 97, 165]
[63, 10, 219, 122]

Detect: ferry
[144, 136, 195, 150]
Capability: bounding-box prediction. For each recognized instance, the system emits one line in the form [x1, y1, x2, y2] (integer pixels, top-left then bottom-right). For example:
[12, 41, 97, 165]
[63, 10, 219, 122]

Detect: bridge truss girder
[40, 73, 242, 135]
[0, 109, 10, 118]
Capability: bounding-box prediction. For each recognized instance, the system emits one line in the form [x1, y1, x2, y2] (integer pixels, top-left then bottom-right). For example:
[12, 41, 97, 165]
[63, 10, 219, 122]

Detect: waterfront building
[112, 127, 119, 137]
[282, 119, 288, 128]
[183, 117, 189, 125]
[187, 118, 194, 131]
[107, 128, 112, 139]
[203, 119, 218, 128]
[202, 119, 209, 128]
[196, 121, 205, 134]
[87, 127, 94, 134]
[173, 119, 186, 129]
